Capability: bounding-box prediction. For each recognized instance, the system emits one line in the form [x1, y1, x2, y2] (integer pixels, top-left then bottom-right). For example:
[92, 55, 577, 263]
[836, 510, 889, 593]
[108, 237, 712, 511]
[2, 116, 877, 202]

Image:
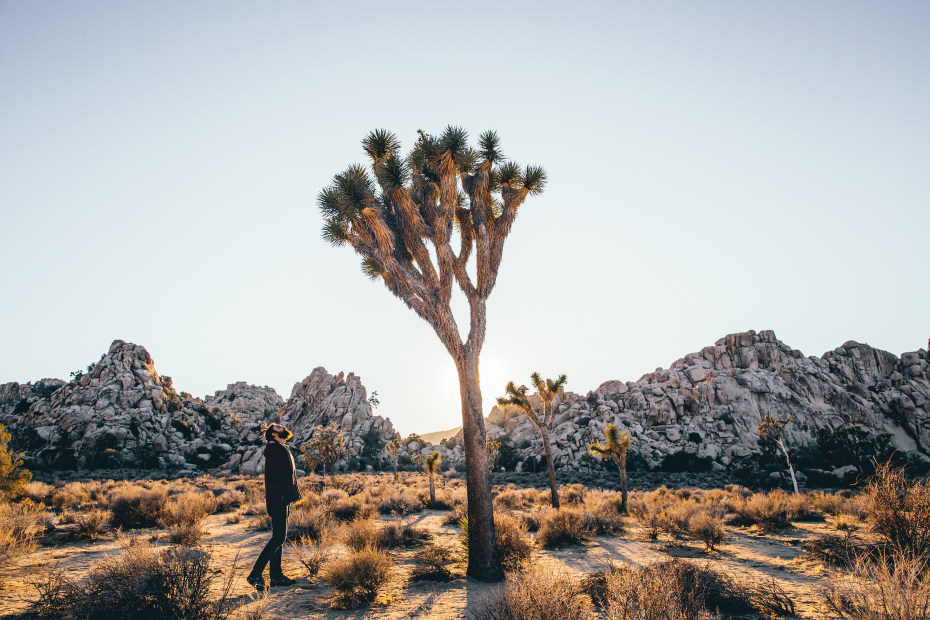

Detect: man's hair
[263, 424, 278, 442]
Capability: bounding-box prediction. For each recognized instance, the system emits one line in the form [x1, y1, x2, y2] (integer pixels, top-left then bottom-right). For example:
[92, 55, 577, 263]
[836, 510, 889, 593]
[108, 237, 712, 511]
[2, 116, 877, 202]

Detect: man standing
[247, 423, 301, 591]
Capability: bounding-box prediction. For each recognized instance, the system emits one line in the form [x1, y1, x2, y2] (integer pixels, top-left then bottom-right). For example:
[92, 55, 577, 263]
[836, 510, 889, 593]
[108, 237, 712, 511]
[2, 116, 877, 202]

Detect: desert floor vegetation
[1, 468, 929, 618]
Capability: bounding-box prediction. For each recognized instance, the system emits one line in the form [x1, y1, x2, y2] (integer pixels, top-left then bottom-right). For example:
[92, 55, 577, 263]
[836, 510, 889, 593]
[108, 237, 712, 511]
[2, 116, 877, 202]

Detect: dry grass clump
[0, 500, 49, 566]
[560, 483, 587, 506]
[459, 512, 533, 571]
[380, 518, 431, 548]
[331, 495, 375, 522]
[28, 544, 241, 619]
[730, 489, 794, 531]
[290, 534, 330, 579]
[537, 507, 594, 548]
[157, 491, 216, 545]
[586, 559, 792, 619]
[50, 482, 92, 511]
[826, 550, 930, 619]
[689, 511, 727, 552]
[288, 504, 335, 541]
[74, 509, 111, 541]
[411, 543, 459, 582]
[21, 481, 55, 504]
[470, 564, 592, 620]
[213, 489, 246, 513]
[377, 489, 423, 515]
[108, 485, 168, 529]
[658, 499, 699, 541]
[582, 492, 626, 536]
[322, 546, 393, 609]
[868, 461, 930, 557]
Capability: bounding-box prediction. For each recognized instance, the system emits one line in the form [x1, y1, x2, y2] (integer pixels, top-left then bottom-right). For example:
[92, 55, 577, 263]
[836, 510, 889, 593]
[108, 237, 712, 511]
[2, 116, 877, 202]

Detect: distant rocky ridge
[1, 331, 927, 485]
[0, 340, 398, 476]
[425, 331, 930, 483]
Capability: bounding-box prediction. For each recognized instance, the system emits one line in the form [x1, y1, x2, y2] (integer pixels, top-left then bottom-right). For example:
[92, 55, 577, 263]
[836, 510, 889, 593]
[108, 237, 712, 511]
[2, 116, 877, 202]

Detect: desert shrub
[28, 544, 240, 619]
[214, 490, 246, 513]
[826, 550, 930, 620]
[321, 488, 349, 503]
[470, 564, 592, 620]
[0, 500, 48, 566]
[459, 512, 533, 571]
[411, 544, 458, 582]
[225, 512, 242, 524]
[689, 511, 727, 551]
[290, 534, 330, 579]
[331, 495, 375, 522]
[0, 423, 32, 500]
[518, 507, 546, 533]
[22, 481, 55, 504]
[288, 504, 335, 541]
[495, 512, 534, 570]
[730, 489, 793, 531]
[658, 500, 698, 541]
[583, 494, 626, 536]
[380, 518, 431, 548]
[158, 491, 217, 528]
[590, 559, 760, 620]
[494, 487, 532, 511]
[560, 483, 587, 506]
[342, 519, 384, 551]
[108, 485, 168, 529]
[322, 546, 393, 609]
[242, 502, 267, 516]
[51, 483, 92, 511]
[75, 509, 111, 541]
[377, 489, 423, 515]
[537, 507, 593, 548]
[868, 461, 930, 557]
[786, 492, 825, 522]
[631, 500, 662, 539]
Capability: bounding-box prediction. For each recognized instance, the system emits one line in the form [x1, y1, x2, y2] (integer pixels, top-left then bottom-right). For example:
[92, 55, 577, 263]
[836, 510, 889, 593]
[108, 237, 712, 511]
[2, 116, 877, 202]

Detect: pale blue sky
[2, 1, 927, 436]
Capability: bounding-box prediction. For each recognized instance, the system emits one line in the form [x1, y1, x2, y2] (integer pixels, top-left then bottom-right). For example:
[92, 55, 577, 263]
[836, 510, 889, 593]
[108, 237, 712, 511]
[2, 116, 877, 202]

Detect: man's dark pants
[250, 502, 289, 579]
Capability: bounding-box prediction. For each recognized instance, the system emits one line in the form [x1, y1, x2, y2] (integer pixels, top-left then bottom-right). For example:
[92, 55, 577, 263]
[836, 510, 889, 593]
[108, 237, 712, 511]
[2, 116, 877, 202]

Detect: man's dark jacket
[263, 441, 301, 509]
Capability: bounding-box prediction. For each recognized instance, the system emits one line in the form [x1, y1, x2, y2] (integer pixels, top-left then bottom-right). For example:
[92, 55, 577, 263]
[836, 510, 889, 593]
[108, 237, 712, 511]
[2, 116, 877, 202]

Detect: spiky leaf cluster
[317, 127, 548, 351]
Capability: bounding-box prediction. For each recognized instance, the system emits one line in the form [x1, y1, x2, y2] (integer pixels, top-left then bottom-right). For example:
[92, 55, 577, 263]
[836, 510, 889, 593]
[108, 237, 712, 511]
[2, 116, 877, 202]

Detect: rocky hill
[1, 331, 927, 486]
[423, 330, 929, 484]
[0, 340, 398, 476]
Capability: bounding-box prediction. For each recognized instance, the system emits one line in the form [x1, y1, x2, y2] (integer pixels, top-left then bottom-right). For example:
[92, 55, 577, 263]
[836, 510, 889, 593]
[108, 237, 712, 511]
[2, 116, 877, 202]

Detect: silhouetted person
[247, 423, 301, 591]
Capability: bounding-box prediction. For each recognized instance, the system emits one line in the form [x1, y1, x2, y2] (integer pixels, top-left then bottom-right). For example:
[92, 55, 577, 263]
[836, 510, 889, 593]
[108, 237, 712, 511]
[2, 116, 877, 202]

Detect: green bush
[0, 424, 31, 500]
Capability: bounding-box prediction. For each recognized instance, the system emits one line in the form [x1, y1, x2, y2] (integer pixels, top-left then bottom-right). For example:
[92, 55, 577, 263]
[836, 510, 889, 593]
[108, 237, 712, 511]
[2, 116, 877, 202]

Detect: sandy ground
[0, 507, 847, 619]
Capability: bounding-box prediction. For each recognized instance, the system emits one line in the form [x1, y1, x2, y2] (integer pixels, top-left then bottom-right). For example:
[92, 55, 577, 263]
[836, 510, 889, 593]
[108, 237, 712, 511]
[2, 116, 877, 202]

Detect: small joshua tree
[588, 423, 631, 512]
[486, 439, 501, 472]
[301, 423, 347, 482]
[498, 373, 567, 509]
[758, 414, 799, 493]
[385, 438, 402, 482]
[424, 451, 442, 505]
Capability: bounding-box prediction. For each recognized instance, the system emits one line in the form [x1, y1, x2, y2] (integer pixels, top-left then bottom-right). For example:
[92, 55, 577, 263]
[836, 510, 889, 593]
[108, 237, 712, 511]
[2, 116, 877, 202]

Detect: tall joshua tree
[498, 373, 567, 509]
[589, 423, 631, 512]
[318, 126, 546, 581]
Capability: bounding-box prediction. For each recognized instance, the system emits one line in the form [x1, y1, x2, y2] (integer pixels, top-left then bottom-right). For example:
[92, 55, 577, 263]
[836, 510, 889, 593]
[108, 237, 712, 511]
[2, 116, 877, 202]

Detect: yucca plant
[385, 438, 402, 482]
[318, 127, 546, 582]
[589, 423, 631, 512]
[424, 451, 442, 505]
[498, 373, 567, 509]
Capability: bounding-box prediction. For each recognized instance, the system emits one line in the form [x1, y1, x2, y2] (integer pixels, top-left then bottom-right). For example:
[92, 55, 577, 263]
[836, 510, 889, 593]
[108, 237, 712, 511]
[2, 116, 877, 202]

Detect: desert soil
[0, 505, 849, 619]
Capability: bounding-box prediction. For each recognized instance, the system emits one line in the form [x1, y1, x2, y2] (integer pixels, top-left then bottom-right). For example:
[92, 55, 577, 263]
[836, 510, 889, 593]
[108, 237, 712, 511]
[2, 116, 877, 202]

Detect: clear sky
[1, 1, 927, 437]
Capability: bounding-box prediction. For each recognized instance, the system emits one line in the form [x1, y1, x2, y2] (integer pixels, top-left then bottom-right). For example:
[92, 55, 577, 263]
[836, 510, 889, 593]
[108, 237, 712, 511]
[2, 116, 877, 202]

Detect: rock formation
[0, 340, 398, 475]
[1, 331, 926, 485]
[431, 330, 929, 480]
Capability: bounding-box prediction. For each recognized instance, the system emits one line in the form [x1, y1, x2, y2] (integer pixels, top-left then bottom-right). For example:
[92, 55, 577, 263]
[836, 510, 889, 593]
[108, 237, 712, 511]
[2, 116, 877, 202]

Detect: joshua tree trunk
[393, 459, 398, 483]
[456, 349, 503, 582]
[777, 439, 800, 494]
[428, 472, 436, 504]
[611, 454, 628, 513]
[540, 427, 560, 509]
